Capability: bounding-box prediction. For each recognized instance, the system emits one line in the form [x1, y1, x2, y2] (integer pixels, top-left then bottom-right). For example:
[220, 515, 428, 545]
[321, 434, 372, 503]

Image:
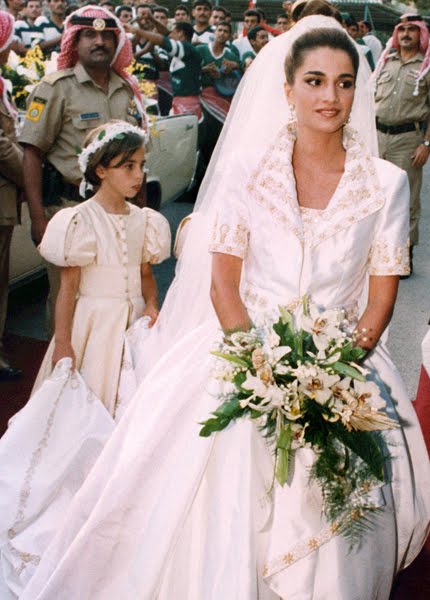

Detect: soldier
[19, 5, 147, 328]
[374, 14, 430, 275]
[0, 11, 24, 381]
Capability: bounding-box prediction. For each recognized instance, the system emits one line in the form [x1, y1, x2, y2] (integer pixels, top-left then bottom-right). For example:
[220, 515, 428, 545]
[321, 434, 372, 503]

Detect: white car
[9, 113, 198, 286]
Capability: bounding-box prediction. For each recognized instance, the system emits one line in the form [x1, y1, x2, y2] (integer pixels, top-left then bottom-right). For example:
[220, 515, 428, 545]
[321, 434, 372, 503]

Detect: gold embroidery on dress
[6, 381, 69, 576]
[246, 123, 385, 249]
[233, 224, 248, 248]
[210, 219, 249, 259]
[369, 239, 409, 275]
[219, 224, 230, 244]
[262, 486, 381, 579]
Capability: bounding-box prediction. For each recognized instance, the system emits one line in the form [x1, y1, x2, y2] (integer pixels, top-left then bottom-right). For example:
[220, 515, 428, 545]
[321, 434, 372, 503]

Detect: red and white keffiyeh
[58, 5, 148, 133]
[374, 14, 430, 97]
[0, 10, 18, 121]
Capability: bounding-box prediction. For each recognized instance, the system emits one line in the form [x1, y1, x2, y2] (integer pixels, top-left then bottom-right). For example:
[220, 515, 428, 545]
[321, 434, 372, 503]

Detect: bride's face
[284, 46, 355, 134]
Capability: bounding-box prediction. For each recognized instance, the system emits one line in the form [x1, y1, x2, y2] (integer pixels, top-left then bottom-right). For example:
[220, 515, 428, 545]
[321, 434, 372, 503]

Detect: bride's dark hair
[293, 0, 342, 24]
[284, 28, 359, 84]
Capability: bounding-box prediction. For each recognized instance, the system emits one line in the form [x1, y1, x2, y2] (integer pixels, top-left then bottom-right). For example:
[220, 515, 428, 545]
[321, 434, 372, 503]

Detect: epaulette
[42, 68, 75, 85]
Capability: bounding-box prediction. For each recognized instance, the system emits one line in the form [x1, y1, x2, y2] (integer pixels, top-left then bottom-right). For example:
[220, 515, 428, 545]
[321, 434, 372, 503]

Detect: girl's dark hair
[284, 28, 359, 84]
[83, 121, 145, 187]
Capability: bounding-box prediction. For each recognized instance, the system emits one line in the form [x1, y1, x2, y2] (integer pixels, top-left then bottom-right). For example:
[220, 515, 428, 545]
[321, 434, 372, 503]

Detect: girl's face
[284, 46, 355, 135]
[96, 146, 146, 199]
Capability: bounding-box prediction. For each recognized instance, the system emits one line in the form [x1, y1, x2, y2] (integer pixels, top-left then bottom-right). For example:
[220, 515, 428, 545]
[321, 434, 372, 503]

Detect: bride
[16, 18, 430, 600]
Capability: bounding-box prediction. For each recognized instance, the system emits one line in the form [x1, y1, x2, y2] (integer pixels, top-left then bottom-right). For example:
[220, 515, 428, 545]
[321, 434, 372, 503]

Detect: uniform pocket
[375, 71, 392, 102]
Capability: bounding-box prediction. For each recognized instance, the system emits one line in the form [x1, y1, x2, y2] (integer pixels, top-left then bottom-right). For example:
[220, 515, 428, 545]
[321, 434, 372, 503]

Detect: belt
[376, 119, 425, 135]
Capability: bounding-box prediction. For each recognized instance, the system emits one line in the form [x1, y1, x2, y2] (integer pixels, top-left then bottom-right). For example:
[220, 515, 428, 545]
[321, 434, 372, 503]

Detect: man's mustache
[401, 37, 412, 41]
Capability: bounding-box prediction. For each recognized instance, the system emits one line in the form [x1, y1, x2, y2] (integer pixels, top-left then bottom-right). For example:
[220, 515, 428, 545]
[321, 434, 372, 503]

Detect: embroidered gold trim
[6, 379, 71, 576]
[246, 123, 385, 249]
[210, 222, 249, 259]
[368, 239, 410, 276]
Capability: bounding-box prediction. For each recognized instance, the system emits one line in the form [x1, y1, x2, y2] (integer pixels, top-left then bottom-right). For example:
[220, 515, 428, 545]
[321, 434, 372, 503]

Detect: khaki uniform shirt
[375, 51, 430, 126]
[0, 98, 23, 226]
[19, 63, 139, 185]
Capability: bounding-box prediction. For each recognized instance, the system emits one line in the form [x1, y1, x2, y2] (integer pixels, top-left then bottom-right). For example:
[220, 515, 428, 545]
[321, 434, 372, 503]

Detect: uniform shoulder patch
[42, 68, 74, 85]
[26, 98, 47, 122]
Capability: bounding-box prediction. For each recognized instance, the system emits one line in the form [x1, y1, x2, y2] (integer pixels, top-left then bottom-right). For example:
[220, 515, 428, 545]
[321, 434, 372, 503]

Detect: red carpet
[414, 366, 430, 456]
[0, 335, 429, 598]
[0, 334, 48, 434]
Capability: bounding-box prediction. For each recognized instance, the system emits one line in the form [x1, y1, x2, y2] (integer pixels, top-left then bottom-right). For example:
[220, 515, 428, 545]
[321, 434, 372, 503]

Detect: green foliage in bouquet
[200, 297, 397, 546]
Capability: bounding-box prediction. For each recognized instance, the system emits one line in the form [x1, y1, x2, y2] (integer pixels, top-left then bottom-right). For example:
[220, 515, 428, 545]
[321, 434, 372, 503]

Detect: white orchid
[271, 345, 292, 363]
[266, 329, 280, 348]
[241, 371, 268, 407]
[331, 379, 397, 432]
[264, 383, 285, 407]
[228, 331, 259, 352]
[299, 303, 345, 351]
[291, 423, 309, 449]
[274, 363, 291, 376]
[283, 391, 303, 420]
[297, 365, 340, 405]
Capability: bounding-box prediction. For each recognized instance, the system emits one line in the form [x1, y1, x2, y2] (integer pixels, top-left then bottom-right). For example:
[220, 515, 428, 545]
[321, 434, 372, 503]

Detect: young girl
[33, 120, 171, 417]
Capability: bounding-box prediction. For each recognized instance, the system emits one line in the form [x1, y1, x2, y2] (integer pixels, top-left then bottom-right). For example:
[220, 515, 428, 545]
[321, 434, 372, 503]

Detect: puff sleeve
[38, 207, 97, 267]
[141, 207, 171, 264]
[209, 178, 250, 260]
[368, 165, 410, 276]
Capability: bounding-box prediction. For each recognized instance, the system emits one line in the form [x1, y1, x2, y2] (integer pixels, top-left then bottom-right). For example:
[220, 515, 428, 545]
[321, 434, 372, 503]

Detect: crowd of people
[0, 1, 429, 598]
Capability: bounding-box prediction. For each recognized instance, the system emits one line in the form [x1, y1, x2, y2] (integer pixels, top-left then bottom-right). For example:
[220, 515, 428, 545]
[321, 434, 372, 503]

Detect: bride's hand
[142, 303, 159, 328]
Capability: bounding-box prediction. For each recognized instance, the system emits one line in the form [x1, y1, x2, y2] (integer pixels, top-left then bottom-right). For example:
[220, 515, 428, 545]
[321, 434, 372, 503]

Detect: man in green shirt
[197, 22, 239, 89]
[242, 26, 269, 71]
[191, 0, 213, 45]
[132, 12, 203, 120]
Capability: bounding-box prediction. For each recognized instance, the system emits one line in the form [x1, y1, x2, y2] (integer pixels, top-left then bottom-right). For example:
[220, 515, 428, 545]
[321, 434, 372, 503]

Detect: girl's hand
[52, 341, 76, 370]
[142, 303, 159, 328]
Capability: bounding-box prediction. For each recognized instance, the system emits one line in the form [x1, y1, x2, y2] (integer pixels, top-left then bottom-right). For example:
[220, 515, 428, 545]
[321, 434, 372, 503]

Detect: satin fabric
[19, 132, 430, 600]
[0, 360, 114, 599]
[33, 200, 171, 416]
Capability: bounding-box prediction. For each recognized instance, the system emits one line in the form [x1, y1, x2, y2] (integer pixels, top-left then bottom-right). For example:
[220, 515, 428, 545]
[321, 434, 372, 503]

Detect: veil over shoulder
[133, 15, 378, 382]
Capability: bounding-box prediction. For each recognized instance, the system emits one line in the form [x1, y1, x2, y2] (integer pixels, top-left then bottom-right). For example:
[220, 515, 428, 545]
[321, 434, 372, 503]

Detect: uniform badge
[26, 97, 47, 122]
[93, 18, 106, 31]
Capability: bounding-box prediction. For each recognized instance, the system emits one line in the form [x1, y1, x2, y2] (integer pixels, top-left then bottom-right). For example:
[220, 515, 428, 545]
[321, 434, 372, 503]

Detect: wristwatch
[422, 140, 430, 147]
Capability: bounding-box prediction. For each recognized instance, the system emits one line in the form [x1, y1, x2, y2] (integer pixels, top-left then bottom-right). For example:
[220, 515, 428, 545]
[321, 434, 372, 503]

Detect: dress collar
[246, 121, 385, 248]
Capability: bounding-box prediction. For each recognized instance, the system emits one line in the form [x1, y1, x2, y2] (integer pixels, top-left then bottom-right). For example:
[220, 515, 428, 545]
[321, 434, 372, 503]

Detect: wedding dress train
[18, 127, 430, 600]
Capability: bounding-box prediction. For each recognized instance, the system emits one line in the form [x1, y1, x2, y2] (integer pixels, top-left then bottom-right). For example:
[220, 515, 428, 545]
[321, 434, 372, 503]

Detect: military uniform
[0, 95, 23, 369]
[19, 63, 140, 328]
[20, 63, 139, 187]
[375, 52, 430, 245]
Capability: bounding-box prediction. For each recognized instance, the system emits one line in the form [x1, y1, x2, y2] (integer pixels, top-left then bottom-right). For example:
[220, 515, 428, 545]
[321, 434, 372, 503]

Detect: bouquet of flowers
[126, 60, 158, 114]
[3, 48, 58, 110]
[200, 297, 398, 545]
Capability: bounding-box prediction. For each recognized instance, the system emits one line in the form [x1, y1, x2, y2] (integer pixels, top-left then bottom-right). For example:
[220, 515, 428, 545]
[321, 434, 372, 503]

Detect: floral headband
[78, 121, 149, 197]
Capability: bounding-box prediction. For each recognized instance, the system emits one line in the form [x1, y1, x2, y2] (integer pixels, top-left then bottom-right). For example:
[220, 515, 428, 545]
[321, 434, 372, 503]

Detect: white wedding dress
[18, 126, 430, 600]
